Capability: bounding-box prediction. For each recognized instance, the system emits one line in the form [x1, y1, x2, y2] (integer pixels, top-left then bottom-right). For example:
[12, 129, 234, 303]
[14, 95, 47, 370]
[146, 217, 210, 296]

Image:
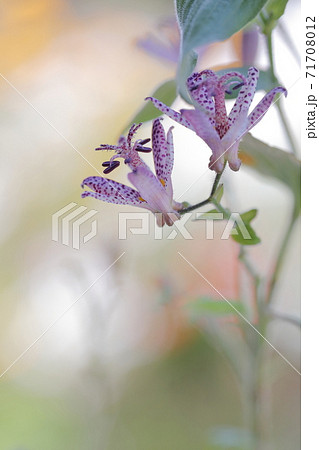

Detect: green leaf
[230, 209, 261, 246]
[239, 133, 301, 217]
[231, 222, 261, 246]
[240, 208, 257, 223]
[175, 0, 268, 96]
[231, 209, 260, 245]
[176, 0, 268, 57]
[124, 79, 177, 131]
[187, 297, 245, 315]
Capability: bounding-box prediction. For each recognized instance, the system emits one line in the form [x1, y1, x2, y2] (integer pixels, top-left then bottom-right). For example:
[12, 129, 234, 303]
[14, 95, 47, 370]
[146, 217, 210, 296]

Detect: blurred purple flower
[136, 17, 180, 64]
[81, 119, 183, 227]
[242, 26, 259, 66]
[146, 67, 287, 173]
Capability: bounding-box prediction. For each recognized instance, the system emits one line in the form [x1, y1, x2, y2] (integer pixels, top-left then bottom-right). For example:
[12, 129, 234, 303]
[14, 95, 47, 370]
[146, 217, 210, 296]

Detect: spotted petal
[248, 86, 287, 129]
[189, 83, 216, 125]
[228, 67, 259, 127]
[187, 69, 218, 92]
[81, 176, 145, 206]
[152, 119, 174, 188]
[145, 97, 195, 130]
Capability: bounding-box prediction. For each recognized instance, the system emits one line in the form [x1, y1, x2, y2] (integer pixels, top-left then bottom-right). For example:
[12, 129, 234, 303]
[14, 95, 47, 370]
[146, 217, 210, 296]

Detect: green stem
[180, 166, 225, 215]
[266, 214, 298, 304]
[239, 247, 262, 322]
[265, 26, 298, 156]
[266, 33, 276, 82]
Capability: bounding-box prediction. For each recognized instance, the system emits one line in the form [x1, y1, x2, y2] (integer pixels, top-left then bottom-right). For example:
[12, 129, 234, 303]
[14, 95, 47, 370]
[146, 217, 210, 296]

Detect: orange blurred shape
[0, 0, 66, 73]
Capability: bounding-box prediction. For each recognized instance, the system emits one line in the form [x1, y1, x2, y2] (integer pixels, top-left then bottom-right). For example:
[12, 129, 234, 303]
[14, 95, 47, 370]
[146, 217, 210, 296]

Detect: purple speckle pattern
[81, 176, 144, 206]
[228, 67, 258, 127]
[248, 86, 288, 129]
[152, 118, 173, 186]
[145, 97, 194, 130]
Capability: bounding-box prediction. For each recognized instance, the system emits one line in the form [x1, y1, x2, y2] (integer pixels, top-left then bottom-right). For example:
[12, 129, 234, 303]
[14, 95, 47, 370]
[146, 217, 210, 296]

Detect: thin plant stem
[265, 26, 298, 155]
[239, 247, 262, 323]
[266, 214, 297, 304]
[180, 165, 225, 215]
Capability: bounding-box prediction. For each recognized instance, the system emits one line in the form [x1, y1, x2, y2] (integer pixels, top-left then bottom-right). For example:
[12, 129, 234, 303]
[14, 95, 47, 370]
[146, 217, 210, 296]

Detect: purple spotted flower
[146, 67, 287, 173]
[81, 119, 183, 227]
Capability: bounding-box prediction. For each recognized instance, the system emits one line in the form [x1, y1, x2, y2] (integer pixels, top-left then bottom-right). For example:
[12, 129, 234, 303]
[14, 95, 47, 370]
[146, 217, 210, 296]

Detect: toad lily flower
[146, 67, 287, 173]
[81, 119, 183, 227]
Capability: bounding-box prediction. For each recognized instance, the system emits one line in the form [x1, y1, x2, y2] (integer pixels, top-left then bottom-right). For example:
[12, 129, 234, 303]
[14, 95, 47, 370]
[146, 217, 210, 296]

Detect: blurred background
[0, 0, 300, 449]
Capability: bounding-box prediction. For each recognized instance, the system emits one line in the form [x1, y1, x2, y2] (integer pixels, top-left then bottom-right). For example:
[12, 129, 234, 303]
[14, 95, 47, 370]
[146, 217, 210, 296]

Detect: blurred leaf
[231, 209, 261, 246]
[175, 0, 268, 92]
[125, 79, 177, 130]
[240, 208, 257, 223]
[239, 133, 301, 217]
[209, 426, 254, 448]
[195, 204, 260, 245]
[231, 221, 261, 246]
[187, 297, 245, 315]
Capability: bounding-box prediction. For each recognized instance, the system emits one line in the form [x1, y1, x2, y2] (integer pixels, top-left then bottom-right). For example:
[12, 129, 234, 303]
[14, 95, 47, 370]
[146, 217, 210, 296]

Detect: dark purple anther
[139, 138, 151, 146]
[102, 160, 120, 174]
[135, 146, 152, 153]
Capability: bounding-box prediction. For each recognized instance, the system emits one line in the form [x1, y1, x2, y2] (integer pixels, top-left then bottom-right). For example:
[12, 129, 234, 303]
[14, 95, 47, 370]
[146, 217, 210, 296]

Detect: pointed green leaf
[231, 222, 261, 246]
[240, 208, 258, 223]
